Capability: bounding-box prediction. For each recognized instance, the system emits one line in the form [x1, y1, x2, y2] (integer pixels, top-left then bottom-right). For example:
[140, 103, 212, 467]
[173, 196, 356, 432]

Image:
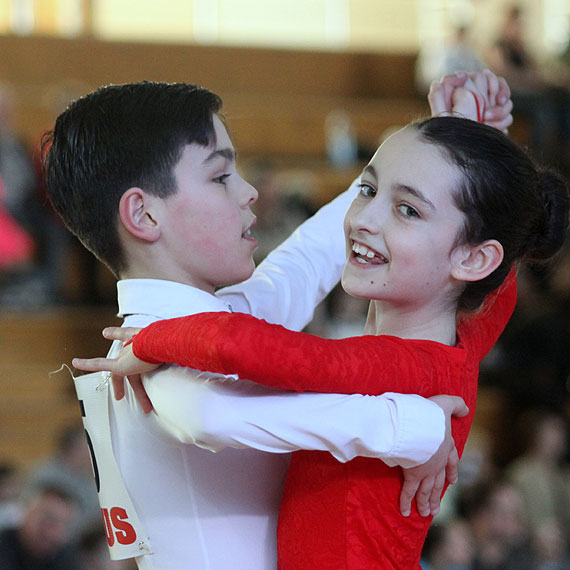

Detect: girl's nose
[351, 200, 385, 234]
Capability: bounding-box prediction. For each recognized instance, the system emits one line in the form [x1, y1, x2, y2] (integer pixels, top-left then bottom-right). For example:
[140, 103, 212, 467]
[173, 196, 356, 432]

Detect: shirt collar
[117, 279, 231, 320]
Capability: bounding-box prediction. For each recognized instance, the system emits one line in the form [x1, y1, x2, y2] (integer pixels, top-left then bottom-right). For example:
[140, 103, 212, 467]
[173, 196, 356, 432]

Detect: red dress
[133, 272, 517, 569]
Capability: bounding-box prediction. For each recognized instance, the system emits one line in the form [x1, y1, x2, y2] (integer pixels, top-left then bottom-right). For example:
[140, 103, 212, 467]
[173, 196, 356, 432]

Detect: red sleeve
[456, 267, 517, 359]
[133, 313, 465, 397]
[132, 269, 516, 397]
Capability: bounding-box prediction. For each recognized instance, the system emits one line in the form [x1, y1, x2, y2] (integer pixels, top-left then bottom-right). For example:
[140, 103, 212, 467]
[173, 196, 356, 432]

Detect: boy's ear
[450, 239, 504, 282]
[119, 187, 161, 242]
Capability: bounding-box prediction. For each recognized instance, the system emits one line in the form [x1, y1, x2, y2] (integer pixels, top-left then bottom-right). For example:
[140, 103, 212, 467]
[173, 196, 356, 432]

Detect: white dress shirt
[97, 183, 445, 569]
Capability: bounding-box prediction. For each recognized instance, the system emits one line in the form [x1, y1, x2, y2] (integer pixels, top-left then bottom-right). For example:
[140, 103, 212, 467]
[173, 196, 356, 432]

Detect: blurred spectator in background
[505, 411, 570, 540]
[480, 262, 570, 422]
[22, 424, 100, 538]
[531, 519, 570, 570]
[0, 82, 56, 307]
[460, 480, 533, 570]
[0, 83, 40, 242]
[416, 24, 485, 95]
[421, 518, 475, 570]
[0, 462, 23, 531]
[0, 174, 34, 277]
[486, 4, 569, 165]
[0, 483, 80, 570]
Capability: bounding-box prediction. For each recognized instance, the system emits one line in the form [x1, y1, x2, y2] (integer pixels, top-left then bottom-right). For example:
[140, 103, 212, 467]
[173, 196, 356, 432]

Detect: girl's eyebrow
[395, 183, 435, 211]
[362, 164, 377, 179]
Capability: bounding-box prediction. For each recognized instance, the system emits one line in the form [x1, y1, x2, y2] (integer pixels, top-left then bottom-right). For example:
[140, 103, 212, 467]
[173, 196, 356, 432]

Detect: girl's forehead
[368, 126, 439, 171]
[365, 125, 464, 207]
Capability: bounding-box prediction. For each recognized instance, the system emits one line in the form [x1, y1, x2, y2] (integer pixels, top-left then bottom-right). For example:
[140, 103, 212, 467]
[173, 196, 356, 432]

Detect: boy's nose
[242, 179, 258, 206]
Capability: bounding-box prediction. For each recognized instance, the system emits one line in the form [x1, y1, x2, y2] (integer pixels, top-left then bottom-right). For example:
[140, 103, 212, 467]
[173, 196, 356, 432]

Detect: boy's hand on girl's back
[398, 394, 469, 518]
[72, 326, 157, 414]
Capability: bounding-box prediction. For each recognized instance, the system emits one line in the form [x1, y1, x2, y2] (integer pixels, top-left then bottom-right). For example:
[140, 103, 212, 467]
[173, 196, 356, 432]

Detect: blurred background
[2, 0, 570, 568]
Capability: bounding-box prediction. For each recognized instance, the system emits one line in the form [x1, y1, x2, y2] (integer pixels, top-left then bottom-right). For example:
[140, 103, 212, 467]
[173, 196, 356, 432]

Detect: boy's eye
[214, 173, 231, 184]
[358, 183, 376, 198]
[397, 204, 420, 219]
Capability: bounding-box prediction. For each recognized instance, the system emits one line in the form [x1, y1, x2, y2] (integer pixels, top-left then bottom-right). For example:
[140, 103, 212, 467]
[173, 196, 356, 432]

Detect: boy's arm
[218, 181, 358, 332]
[144, 364, 446, 468]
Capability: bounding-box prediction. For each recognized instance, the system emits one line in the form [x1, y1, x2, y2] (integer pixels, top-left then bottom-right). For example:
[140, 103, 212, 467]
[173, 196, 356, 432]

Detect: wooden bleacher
[0, 308, 120, 468]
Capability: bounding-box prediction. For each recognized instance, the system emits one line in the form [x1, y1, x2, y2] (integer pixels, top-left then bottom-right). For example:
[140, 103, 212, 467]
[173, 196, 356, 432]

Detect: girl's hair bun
[526, 169, 569, 260]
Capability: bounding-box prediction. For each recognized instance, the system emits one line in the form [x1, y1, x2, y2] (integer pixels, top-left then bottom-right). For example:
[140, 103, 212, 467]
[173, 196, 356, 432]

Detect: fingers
[428, 81, 450, 117]
[428, 72, 468, 117]
[414, 476, 434, 517]
[399, 475, 420, 517]
[450, 396, 469, 418]
[484, 99, 513, 131]
[428, 469, 446, 516]
[128, 375, 154, 414]
[72, 356, 116, 372]
[102, 327, 140, 342]
[496, 75, 511, 106]
[483, 69, 500, 106]
[445, 446, 460, 485]
[111, 373, 126, 401]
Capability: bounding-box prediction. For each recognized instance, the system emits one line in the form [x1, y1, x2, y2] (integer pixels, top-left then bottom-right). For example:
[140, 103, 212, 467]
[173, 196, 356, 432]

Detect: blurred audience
[486, 4, 570, 166]
[0, 482, 81, 570]
[0, 463, 23, 531]
[459, 480, 533, 570]
[416, 24, 485, 95]
[21, 424, 100, 538]
[505, 411, 570, 538]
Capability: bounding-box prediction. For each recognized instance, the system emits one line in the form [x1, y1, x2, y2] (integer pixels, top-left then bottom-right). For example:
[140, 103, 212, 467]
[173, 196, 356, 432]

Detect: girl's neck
[364, 300, 458, 346]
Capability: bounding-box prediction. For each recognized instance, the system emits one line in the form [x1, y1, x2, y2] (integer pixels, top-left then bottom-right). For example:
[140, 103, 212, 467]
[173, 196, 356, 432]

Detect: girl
[75, 116, 569, 568]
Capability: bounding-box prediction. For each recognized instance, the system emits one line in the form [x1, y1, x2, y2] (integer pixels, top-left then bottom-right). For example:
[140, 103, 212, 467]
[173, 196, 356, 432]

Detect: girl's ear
[119, 187, 161, 243]
[451, 239, 504, 282]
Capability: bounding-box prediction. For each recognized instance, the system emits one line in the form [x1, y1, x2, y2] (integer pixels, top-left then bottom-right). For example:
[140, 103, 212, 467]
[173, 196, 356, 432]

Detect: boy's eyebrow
[395, 183, 435, 210]
[203, 147, 236, 164]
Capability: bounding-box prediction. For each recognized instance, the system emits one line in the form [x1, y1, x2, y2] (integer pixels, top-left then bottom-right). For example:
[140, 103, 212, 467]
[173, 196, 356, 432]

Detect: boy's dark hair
[415, 116, 570, 311]
[42, 81, 222, 277]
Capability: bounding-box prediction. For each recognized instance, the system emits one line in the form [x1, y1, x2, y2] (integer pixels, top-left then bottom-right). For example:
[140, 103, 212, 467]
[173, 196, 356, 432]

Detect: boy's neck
[365, 300, 458, 346]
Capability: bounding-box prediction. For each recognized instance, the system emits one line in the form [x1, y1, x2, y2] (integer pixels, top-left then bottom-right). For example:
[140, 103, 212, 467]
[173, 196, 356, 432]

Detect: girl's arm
[132, 314, 462, 397]
[456, 267, 517, 360]
[131, 270, 516, 398]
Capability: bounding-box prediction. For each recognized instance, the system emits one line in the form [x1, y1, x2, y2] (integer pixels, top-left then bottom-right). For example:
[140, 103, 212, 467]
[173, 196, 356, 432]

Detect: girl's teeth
[366, 251, 374, 259]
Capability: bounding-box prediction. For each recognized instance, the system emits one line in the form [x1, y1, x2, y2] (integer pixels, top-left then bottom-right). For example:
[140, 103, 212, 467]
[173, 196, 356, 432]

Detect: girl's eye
[397, 204, 420, 219]
[358, 183, 376, 198]
[214, 174, 231, 184]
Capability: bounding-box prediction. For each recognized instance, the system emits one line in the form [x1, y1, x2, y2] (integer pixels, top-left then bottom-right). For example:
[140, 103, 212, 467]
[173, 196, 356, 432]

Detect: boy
[44, 77, 508, 569]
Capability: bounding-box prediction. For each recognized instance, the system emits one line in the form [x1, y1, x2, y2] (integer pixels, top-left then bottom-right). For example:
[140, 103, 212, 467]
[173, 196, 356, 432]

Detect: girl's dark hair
[42, 81, 222, 277]
[415, 116, 569, 311]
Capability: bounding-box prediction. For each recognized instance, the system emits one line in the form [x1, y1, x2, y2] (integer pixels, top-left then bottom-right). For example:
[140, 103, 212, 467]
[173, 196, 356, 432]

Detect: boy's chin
[219, 264, 255, 289]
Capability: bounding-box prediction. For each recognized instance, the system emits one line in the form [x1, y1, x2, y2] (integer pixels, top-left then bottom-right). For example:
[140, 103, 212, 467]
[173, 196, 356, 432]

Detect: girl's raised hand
[428, 69, 513, 132]
[72, 326, 158, 414]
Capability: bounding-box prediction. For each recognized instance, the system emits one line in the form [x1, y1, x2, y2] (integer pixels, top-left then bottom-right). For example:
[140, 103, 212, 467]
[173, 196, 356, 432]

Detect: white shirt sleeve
[144, 367, 444, 467]
[217, 181, 359, 332]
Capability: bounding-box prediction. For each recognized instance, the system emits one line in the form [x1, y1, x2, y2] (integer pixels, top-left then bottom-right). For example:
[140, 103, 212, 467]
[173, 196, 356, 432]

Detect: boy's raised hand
[399, 394, 469, 518]
[428, 69, 513, 132]
[72, 326, 157, 414]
